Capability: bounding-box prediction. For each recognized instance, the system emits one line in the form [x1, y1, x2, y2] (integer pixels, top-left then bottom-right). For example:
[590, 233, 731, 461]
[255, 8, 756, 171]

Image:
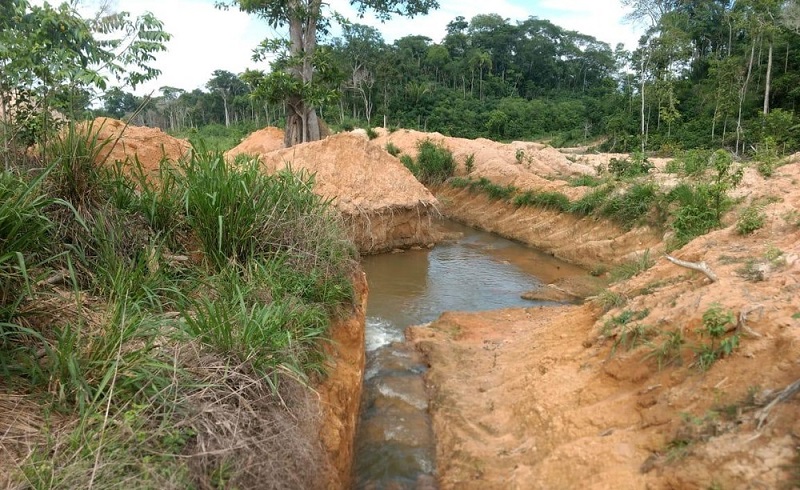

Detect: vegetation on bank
[0, 123, 357, 487]
[449, 148, 758, 250]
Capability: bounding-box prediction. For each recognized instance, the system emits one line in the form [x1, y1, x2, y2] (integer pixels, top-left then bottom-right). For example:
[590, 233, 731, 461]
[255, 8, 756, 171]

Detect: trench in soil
[352, 220, 589, 488]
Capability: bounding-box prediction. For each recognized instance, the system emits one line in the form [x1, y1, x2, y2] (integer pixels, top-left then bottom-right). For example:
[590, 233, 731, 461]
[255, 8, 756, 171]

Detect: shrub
[608, 151, 652, 179]
[568, 174, 602, 187]
[413, 139, 456, 185]
[569, 186, 613, 215]
[513, 190, 571, 212]
[736, 205, 765, 235]
[385, 142, 401, 157]
[695, 303, 738, 370]
[464, 153, 475, 174]
[601, 182, 659, 226]
[366, 127, 379, 140]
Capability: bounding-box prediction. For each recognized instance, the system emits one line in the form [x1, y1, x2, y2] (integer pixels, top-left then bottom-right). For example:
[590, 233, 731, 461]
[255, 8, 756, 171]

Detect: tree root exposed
[665, 255, 719, 282]
[757, 378, 800, 429]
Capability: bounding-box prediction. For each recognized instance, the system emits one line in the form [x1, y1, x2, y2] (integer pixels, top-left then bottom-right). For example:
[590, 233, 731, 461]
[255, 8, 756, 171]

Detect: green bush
[601, 182, 659, 226]
[608, 151, 653, 179]
[569, 186, 613, 215]
[568, 174, 602, 187]
[413, 138, 456, 185]
[736, 205, 765, 235]
[385, 142, 401, 157]
[513, 190, 571, 212]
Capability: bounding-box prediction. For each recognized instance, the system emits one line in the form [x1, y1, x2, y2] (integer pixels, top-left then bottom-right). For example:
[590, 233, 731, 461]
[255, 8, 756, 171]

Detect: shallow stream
[353, 221, 587, 488]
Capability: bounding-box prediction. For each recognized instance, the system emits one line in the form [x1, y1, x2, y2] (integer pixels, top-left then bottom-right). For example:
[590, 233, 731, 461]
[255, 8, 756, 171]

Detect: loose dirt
[408, 158, 800, 489]
[89, 117, 191, 176]
[228, 130, 441, 254]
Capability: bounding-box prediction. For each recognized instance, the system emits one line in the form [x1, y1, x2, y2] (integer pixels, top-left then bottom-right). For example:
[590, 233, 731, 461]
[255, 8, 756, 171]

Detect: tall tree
[218, 0, 438, 146]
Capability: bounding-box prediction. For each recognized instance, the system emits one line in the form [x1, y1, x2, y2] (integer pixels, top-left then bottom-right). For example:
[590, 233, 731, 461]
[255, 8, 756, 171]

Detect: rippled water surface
[354, 221, 587, 489]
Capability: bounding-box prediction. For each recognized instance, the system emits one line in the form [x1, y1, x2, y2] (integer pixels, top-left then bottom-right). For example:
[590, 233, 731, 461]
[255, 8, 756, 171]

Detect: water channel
[353, 220, 588, 489]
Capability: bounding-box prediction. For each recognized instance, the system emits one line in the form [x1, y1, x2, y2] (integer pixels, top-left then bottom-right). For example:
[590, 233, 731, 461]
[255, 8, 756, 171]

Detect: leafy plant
[695, 303, 738, 370]
[410, 139, 455, 185]
[513, 190, 571, 212]
[385, 142, 401, 157]
[735, 204, 765, 235]
[464, 153, 475, 174]
[365, 127, 379, 140]
[608, 151, 653, 179]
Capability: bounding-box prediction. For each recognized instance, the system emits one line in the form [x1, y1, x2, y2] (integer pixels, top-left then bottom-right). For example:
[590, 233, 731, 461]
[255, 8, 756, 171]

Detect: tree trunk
[764, 40, 773, 115]
[283, 0, 325, 146]
[736, 41, 756, 155]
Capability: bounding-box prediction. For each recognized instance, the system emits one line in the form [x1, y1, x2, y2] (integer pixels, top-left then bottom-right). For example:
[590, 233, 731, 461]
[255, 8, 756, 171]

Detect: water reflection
[354, 221, 588, 488]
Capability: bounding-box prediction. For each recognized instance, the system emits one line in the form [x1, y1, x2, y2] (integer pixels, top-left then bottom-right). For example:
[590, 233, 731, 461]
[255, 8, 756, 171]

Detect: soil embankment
[229, 130, 441, 254]
[371, 128, 662, 267]
[318, 271, 368, 489]
[408, 157, 800, 488]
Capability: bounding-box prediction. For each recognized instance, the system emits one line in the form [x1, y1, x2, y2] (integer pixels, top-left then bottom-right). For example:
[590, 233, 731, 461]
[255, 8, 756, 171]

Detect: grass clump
[608, 152, 653, 179]
[1, 123, 357, 488]
[610, 250, 655, 282]
[404, 139, 456, 185]
[601, 182, 660, 227]
[568, 174, 602, 187]
[695, 303, 739, 371]
[385, 141, 401, 157]
[736, 204, 766, 235]
[569, 185, 614, 216]
[513, 190, 571, 212]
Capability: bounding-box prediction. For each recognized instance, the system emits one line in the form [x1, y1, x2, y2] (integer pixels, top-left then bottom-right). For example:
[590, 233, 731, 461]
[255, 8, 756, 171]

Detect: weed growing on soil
[409, 139, 456, 185]
[601, 182, 660, 227]
[610, 250, 655, 282]
[366, 127, 378, 140]
[568, 174, 602, 187]
[608, 152, 653, 179]
[645, 330, 685, 369]
[513, 190, 571, 212]
[569, 185, 614, 215]
[594, 289, 626, 312]
[385, 142, 401, 157]
[464, 153, 475, 173]
[736, 204, 766, 235]
[602, 308, 649, 336]
[695, 303, 739, 370]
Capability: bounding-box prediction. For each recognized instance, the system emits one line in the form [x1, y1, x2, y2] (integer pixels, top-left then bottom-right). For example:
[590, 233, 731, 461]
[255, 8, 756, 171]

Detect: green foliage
[173, 121, 261, 152]
[695, 303, 739, 371]
[464, 153, 475, 174]
[408, 139, 456, 185]
[385, 142, 401, 157]
[366, 127, 379, 140]
[608, 152, 653, 179]
[513, 190, 571, 212]
[569, 186, 613, 215]
[736, 204, 766, 235]
[600, 182, 660, 226]
[609, 250, 655, 282]
[646, 330, 685, 369]
[594, 289, 626, 312]
[754, 137, 779, 178]
[568, 174, 602, 187]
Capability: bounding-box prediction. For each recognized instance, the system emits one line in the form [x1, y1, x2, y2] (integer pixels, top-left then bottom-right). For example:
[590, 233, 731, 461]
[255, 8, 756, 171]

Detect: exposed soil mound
[228, 132, 441, 254]
[88, 117, 190, 176]
[226, 126, 285, 157]
[372, 128, 593, 200]
[409, 161, 800, 489]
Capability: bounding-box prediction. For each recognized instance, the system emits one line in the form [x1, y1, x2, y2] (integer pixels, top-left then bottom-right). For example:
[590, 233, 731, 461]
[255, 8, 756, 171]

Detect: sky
[65, 0, 643, 96]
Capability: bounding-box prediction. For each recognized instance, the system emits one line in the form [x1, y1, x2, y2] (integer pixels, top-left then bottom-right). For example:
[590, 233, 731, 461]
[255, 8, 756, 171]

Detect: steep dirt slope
[229, 131, 441, 254]
[371, 128, 662, 267]
[409, 161, 800, 489]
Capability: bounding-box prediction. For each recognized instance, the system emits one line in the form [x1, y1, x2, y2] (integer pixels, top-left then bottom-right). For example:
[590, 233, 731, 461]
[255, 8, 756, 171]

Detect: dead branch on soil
[737, 304, 764, 338]
[756, 378, 800, 429]
[664, 255, 718, 282]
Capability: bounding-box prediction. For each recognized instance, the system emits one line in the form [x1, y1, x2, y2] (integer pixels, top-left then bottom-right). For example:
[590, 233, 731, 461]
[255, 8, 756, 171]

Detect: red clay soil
[317, 271, 368, 489]
[89, 117, 191, 177]
[227, 131, 442, 254]
[408, 160, 800, 489]
[226, 126, 285, 157]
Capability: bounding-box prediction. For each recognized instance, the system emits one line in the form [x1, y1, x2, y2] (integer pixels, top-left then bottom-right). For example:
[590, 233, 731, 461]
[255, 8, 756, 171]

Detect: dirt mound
[88, 117, 190, 176]
[409, 161, 800, 489]
[372, 128, 594, 200]
[228, 131, 441, 254]
[225, 126, 285, 157]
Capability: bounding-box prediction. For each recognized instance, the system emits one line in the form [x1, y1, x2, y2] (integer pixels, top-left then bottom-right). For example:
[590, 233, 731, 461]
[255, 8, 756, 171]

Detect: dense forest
[9, 1, 800, 156]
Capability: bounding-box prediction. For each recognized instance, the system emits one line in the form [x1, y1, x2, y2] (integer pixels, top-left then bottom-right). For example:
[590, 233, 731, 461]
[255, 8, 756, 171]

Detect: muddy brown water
[353, 221, 588, 489]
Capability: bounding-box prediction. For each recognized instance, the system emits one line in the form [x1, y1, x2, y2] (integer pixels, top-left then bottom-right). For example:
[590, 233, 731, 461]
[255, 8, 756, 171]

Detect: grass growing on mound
[0, 123, 357, 488]
[403, 139, 456, 185]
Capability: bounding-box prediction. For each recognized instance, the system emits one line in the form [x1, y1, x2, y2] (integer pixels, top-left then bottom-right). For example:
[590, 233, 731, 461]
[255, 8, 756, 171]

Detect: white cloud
[534, 0, 642, 49]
